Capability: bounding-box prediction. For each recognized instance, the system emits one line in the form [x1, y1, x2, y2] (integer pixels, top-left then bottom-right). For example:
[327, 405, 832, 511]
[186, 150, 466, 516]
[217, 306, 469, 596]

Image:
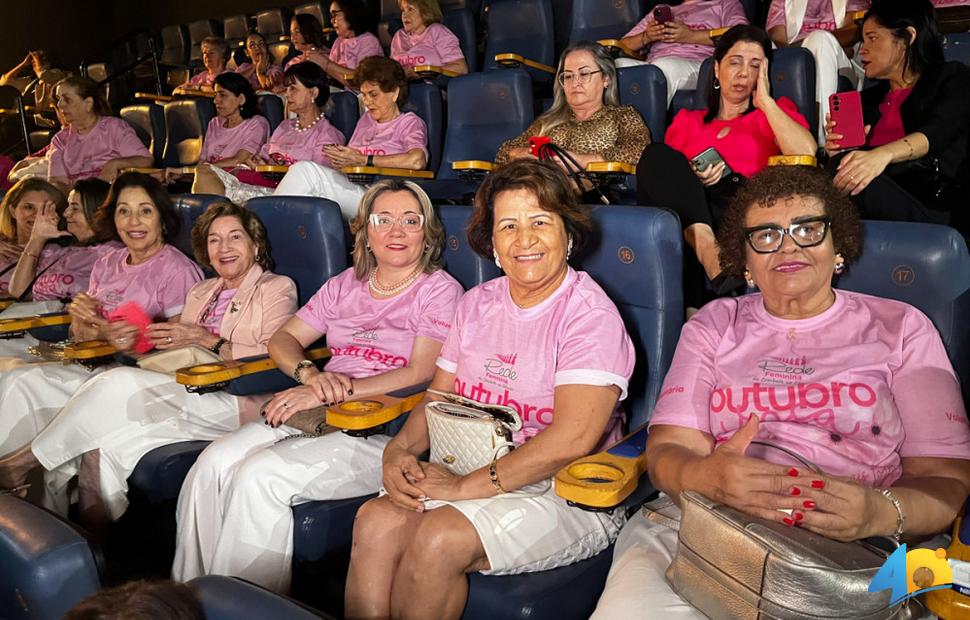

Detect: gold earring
[834, 253, 845, 275]
[744, 269, 755, 288]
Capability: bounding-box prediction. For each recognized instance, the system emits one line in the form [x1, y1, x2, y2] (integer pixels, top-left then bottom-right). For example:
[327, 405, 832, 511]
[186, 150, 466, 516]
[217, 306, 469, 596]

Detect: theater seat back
[191, 576, 324, 619]
[325, 91, 360, 145]
[161, 98, 216, 167]
[188, 19, 224, 67]
[438, 70, 534, 179]
[444, 8, 478, 70]
[0, 496, 100, 619]
[617, 64, 667, 144]
[438, 204, 502, 290]
[257, 94, 285, 132]
[574, 206, 684, 427]
[836, 220, 970, 393]
[404, 83, 444, 172]
[172, 194, 227, 259]
[256, 9, 292, 43]
[121, 103, 166, 166]
[160, 24, 190, 67]
[567, 0, 642, 45]
[483, 0, 556, 83]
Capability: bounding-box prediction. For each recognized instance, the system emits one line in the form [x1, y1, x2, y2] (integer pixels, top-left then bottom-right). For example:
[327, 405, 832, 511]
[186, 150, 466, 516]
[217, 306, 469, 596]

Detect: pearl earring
[493, 250, 501, 269]
[834, 253, 845, 275]
[566, 237, 573, 261]
[744, 269, 755, 288]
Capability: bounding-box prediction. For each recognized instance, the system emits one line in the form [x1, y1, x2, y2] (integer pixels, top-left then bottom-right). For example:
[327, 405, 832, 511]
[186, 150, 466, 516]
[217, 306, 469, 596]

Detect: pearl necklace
[294, 110, 325, 132]
[369, 267, 421, 296]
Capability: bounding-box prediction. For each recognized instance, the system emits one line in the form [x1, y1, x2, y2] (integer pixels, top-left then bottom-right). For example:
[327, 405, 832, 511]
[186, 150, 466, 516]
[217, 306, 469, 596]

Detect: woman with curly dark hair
[591, 164, 970, 617]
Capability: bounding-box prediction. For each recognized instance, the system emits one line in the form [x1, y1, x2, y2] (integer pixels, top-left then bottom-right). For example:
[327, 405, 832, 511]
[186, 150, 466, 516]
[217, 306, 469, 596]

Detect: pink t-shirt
[47, 117, 152, 182]
[390, 23, 465, 69]
[0, 250, 23, 295]
[626, 0, 749, 63]
[868, 87, 912, 148]
[437, 269, 635, 445]
[649, 291, 970, 487]
[296, 267, 462, 378]
[330, 32, 384, 69]
[235, 63, 284, 90]
[766, 0, 871, 43]
[257, 117, 346, 166]
[201, 116, 271, 163]
[87, 244, 203, 319]
[185, 69, 227, 88]
[348, 111, 428, 159]
[199, 287, 237, 335]
[933, 0, 970, 6]
[30, 242, 122, 301]
[666, 96, 810, 178]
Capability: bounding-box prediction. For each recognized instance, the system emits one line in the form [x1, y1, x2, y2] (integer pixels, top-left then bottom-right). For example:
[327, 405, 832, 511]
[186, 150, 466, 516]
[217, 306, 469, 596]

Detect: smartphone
[829, 91, 866, 149]
[653, 4, 673, 24]
[691, 146, 732, 180]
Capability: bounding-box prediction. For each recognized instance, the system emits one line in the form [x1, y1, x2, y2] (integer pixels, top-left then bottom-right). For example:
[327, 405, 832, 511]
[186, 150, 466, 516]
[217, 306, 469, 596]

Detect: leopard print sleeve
[601, 106, 651, 166]
[494, 117, 545, 165]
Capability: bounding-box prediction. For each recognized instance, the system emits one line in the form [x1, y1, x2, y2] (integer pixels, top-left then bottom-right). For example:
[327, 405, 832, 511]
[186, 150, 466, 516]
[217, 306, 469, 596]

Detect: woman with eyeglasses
[173, 180, 462, 594]
[286, 13, 331, 71]
[235, 32, 284, 92]
[496, 42, 649, 176]
[592, 164, 970, 618]
[272, 57, 429, 220]
[635, 25, 815, 305]
[319, 0, 384, 89]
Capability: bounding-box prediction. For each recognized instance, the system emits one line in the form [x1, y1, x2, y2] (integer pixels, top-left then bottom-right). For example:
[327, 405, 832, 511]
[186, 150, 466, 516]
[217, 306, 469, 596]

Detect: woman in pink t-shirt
[0, 173, 202, 492]
[8, 202, 297, 530]
[593, 166, 970, 618]
[636, 25, 815, 302]
[285, 13, 331, 72]
[180, 37, 231, 91]
[0, 178, 67, 296]
[616, 0, 749, 105]
[321, 0, 384, 88]
[45, 76, 153, 187]
[173, 180, 462, 594]
[173, 73, 270, 185]
[194, 62, 346, 204]
[236, 32, 285, 92]
[274, 57, 429, 220]
[391, 0, 468, 80]
[347, 160, 635, 619]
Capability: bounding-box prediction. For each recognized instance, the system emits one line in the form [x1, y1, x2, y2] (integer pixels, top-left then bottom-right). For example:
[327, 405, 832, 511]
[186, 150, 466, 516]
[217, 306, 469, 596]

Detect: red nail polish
[790, 486, 801, 496]
[783, 517, 794, 526]
[803, 500, 816, 509]
[787, 468, 799, 477]
[794, 512, 804, 521]
[811, 480, 825, 489]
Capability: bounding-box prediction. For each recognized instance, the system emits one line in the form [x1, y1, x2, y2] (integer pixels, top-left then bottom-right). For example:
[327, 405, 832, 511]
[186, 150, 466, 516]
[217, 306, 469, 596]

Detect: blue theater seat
[325, 91, 360, 145]
[161, 98, 216, 168]
[672, 47, 818, 138]
[120, 198, 348, 575]
[191, 575, 330, 619]
[566, 0, 643, 46]
[0, 496, 100, 619]
[483, 0, 557, 85]
[420, 69, 534, 201]
[617, 64, 667, 145]
[257, 94, 285, 133]
[836, 220, 970, 392]
[444, 8, 478, 71]
[944, 32, 970, 66]
[171, 193, 225, 259]
[121, 103, 167, 166]
[404, 83, 444, 173]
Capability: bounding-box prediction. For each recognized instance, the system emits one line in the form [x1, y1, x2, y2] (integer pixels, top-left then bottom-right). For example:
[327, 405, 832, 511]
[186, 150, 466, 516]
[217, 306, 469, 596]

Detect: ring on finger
[166, 336, 173, 344]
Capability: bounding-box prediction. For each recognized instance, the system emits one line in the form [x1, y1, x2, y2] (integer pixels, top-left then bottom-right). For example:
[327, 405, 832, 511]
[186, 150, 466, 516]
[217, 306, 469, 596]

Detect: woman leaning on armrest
[591, 165, 970, 618]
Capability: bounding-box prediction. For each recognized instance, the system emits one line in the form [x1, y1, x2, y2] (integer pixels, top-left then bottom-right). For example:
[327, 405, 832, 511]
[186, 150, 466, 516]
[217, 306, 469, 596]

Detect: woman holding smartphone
[634, 25, 815, 305]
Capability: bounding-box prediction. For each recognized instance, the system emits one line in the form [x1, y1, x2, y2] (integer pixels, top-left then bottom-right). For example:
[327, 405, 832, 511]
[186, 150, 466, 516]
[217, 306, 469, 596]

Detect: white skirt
[31, 365, 243, 519]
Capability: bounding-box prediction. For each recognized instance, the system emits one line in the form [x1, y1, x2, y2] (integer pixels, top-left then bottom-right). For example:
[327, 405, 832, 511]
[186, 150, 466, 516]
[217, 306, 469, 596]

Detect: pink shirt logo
[483, 352, 518, 382]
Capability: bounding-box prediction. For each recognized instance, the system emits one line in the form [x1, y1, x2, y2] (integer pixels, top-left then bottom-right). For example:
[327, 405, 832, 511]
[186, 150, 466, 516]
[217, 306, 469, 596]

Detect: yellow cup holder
[566, 462, 625, 484]
[187, 363, 226, 373]
[334, 400, 384, 413]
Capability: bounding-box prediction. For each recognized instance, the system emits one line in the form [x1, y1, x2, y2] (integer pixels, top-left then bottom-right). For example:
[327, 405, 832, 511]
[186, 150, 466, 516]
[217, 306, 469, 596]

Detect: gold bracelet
[488, 460, 506, 494]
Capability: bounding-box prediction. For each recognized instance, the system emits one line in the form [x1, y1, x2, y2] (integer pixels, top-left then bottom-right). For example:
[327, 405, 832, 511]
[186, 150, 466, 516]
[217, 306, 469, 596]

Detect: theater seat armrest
[586, 161, 635, 175]
[341, 166, 435, 184]
[63, 339, 118, 361]
[0, 311, 71, 337]
[708, 27, 729, 42]
[0, 299, 14, 311]
[596, 39, 643, 61]
[494, 53, 555, 75]
[175, 347, 331, 392]
[327, 389, 427, 432]
[554, 425, 649, 510]
[767, 155, 817, 167]
[134, 92, 174, 103]
[413, 65, 459, 79]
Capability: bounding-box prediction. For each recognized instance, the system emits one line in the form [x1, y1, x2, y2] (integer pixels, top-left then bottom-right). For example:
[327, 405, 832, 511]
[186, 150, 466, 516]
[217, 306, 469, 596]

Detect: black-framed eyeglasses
[329, 9, 344, 20]
[743, 217, 832, 253]
[557, 69, 602, 85]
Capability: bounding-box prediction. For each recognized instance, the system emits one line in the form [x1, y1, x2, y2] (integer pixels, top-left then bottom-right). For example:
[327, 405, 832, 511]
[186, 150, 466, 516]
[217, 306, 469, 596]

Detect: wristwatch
[366, 154, 375, 167]
[294, 359, 316, 384]
[210, 338, 228, 355]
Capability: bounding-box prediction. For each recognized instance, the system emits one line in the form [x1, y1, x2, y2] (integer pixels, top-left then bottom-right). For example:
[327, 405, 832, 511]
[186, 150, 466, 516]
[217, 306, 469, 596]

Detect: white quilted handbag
[425, 390, 522, 475]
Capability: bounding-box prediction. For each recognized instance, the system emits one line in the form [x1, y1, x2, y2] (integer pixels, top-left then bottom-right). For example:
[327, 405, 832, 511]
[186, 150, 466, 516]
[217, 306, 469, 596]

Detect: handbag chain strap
[747, 439, 823, 474]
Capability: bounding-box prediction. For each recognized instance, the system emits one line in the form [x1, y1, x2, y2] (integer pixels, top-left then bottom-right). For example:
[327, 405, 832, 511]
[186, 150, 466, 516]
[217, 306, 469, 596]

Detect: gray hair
[537, 42, 619, 137]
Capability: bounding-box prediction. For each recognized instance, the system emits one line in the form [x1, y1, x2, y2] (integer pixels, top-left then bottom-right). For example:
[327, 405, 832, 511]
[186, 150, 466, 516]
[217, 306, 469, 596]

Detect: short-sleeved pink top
[348, 111, 428, 159]
[330, 32, 384, 69]
[625, 0, 749, 63]
[46, 117, 152, 182]
[201, 116, 271, 163]
[766, 0, 870, 43]
[390, 23, 465, 69]
[257, 117, 346, 166]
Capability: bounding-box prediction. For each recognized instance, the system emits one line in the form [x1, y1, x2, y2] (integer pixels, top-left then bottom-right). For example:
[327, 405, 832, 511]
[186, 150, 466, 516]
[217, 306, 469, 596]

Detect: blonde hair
[349, 179, 444, 280]
[537, 42, 619, 137]
[0, 178, 67, 242]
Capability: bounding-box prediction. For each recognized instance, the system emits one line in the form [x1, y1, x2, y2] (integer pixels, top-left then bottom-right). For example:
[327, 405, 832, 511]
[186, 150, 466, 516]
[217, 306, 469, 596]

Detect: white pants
[615, 56, 702, 107]
[207, 164, 274, 205]
[0, 334, 40, 369]
[31, 366, 242, 519]
[173, 423, 389, 594]
[0, 362, 104, 457]
[591, 502, 705, 619]
[273, 161, 365, 220]
[799, 30, 864, 144]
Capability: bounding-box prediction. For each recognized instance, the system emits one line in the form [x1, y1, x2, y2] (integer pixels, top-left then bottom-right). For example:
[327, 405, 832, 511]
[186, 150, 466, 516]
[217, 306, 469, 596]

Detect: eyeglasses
[557, 69, 602, 86]
[329, 9, 344, 20]
[743, 217, 832, 253]
[369, 213, 424, 232]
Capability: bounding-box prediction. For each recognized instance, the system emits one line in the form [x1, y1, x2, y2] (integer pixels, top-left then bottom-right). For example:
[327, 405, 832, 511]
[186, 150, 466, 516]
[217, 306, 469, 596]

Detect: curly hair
[717, 166, 861, 277]
[355, 56, 409, 107]
[349, 179, 445, 280]
[467, 159, 594, 258]
[191, 201, 272, 271]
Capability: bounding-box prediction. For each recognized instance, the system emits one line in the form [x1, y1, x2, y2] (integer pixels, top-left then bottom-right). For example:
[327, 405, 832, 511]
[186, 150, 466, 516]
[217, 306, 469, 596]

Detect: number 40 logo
[868, 544, 954, 604]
